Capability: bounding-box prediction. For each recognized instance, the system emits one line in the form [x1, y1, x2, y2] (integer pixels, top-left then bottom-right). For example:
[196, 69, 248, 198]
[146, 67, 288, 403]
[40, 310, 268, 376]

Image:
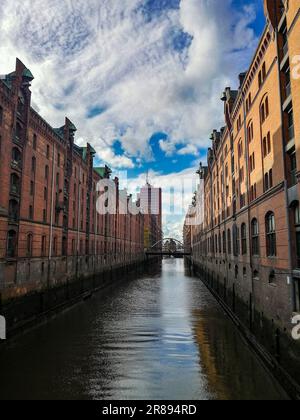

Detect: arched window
[223, 231, 226, 254]
[251, 218, 259, 256]
[10, 173, 20, 195]
[7, 230, 17, 258]
[241, 223, 247, 255]
[27, 234, 33, 257]
[247, 121, 254, 143]
[227, 229, 232, 255]
[233, 224, 240, 256]
[266, 212, 276, 257]
[9, 199, 19, 221]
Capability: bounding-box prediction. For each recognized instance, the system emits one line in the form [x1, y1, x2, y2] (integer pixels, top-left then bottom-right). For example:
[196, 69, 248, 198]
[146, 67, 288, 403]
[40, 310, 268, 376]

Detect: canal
[0, 259, 288, 400]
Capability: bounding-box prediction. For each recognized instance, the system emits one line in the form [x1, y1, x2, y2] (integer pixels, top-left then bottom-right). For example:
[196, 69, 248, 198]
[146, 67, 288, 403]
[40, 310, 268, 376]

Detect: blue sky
[0, 0, 266, 238]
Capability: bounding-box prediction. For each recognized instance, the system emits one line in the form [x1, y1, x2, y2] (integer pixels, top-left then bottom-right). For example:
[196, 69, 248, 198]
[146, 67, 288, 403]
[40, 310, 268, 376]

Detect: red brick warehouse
[0, 59, 162, 301]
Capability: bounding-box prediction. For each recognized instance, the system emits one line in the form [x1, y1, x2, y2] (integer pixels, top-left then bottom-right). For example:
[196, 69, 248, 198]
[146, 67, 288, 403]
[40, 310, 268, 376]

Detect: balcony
[283, 42, 289, 57]
[288, 124, 295, 142]
[291, 169, 298, 187]
[285, 81, 291, 98]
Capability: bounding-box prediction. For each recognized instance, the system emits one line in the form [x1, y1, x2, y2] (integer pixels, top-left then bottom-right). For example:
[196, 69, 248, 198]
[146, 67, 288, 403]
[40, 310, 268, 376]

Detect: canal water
[0, 259, 288, 400]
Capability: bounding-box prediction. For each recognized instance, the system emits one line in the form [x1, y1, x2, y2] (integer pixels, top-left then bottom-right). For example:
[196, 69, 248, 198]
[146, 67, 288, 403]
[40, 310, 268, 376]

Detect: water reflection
[0, 259, 287, 400]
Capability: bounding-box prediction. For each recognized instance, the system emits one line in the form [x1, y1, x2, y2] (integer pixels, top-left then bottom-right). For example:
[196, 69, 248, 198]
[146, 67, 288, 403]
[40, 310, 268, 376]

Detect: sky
[0, 0, 265, 240]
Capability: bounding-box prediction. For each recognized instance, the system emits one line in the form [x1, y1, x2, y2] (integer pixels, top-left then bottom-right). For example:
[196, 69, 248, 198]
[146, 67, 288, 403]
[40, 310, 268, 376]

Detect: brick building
[0, 59, 159, 302]
[185, 0, 300, 386]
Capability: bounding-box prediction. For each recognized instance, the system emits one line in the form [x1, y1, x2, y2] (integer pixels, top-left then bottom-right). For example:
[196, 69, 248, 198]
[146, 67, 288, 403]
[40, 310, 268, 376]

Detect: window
[41, 236, 47, 256]
[269, 169, 273, 188]
[247, 122, 254, 143]
[233, 224, 240, 256]
[0, 106, 3, 125]
[290, 152, 297, 186]
[227, 229, 232, 255]
[31, 156, 36, 174]
[258, 71, 262, 88]
[266, 212, 276, 257]
[239, 167, 244, 182]
[249, 153, 255, 172]
[53, 237, 57, 256]
[269, 270, 276, 284]
[7, 230, 17, 258]
[27, 234, 33, 257]
[9, 200, 19, 221]
[295, 279, 300, 312]
[30, 181, 34, 196]
[46, 145, 50, 159]
[241, 223, 247, 255]
[292, 202, 300, 268]
[250, 184, 257, 202]
[253, 270, 259, 281]
[260, 96, 269, 123]
[287, 107, 295, 141]
[238, 141, 243, 159]
[44, 187, 48, 201]
[223, 231, 226, 254]
[263, 132, 272, 157]
[45, 165, 49, 181]
[57, 153, 61, 166]
[16, 122, 22, 140]
[12, 147, 22, 167]
[251, 219, 260, 256]
[29, 205, 34, 220]
[10, 173, 20, 195]
[43, 209, 47, 223]
[264, 169, 273, 192]
[262, 62, 266, 80]
[33, 134, 37, 151]
[62, 237, 67, 256]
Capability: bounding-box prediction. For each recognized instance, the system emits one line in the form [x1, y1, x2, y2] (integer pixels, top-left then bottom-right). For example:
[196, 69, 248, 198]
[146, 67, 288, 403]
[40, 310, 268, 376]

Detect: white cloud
[0, 0, 259, 166]
[0, 0, 260, 233]
[177, 144, 199, 156]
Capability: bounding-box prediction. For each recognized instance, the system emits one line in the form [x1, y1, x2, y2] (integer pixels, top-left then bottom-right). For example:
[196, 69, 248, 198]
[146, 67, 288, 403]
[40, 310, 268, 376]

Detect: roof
[94, 166, 112, 178]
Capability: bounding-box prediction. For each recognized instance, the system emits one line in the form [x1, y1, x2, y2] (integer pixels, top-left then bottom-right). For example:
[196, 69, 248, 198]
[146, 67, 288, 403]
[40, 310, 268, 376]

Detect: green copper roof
[94, 166, 112, 178]
[94, 167, 106, 178]
[69, 122, 77, 132]
[23, 68, 34, 80]
[53, 127, 65, 139]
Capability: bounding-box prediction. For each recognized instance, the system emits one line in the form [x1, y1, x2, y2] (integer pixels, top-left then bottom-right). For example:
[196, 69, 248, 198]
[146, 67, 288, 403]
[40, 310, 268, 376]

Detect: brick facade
[184, 0, 300, 387]
[0, 59, 161, 302]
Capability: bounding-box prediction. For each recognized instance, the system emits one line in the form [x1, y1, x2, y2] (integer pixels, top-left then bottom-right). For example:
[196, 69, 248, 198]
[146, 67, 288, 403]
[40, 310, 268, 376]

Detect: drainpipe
[48, 142, 56, 288]
[242, 93, 253, 290]
[77, 168, 82, 277]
